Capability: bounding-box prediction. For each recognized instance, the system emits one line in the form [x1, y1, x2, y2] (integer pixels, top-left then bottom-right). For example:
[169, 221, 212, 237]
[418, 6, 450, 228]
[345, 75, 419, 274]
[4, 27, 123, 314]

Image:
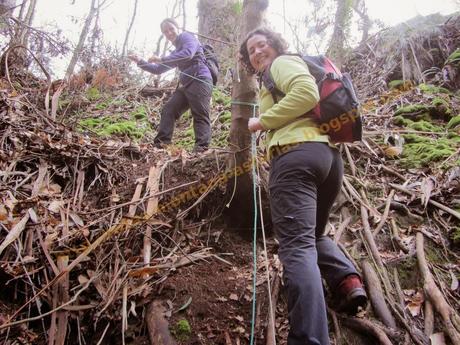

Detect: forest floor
[1, 15, 460, 345]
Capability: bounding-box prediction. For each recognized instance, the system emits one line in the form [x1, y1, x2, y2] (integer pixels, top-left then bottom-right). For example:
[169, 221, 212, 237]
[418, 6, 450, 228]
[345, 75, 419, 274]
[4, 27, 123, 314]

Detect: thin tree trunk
[197, 0, 240, 80]
[226, 0, 268, 229]
[327, 0, 352, 68]
[18, 0, 35, 46]
[181, 0, 186, 29]
[121, 0, 138, 57]
[65, 0, 97, 79]
[352, 0, 371, 45]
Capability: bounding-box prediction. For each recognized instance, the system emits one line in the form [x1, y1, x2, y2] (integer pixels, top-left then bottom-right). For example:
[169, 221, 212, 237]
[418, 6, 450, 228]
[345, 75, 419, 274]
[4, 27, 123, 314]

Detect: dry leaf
[69, 212, 84, 227]
[48, 200, 64, 213]
[0, 211, 30, 255]
[78, 275, 90, 285]
[216, 296, 228, 302]
[0, 205, 8, 222]
[405, 290, 424, 317]
[229, 293, 238, 301]
[28, 208, 39, 223]
[420, 177, 435, 208]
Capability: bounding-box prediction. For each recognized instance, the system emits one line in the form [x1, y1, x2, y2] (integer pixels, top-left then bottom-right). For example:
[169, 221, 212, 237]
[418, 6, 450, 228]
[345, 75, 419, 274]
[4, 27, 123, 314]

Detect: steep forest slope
[0, 13, 460, 345]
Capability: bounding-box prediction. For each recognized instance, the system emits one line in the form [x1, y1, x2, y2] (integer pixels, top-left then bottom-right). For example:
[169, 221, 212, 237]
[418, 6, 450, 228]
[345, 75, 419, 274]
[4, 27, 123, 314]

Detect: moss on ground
[213, 89, 231, 106]
[171, 319, 191, 342]
[219, 110, 231, 124]
[447, 115, 460, 129]
[393, 116, 444, 132]
[388, 80, 413, 90]
[78, 115, 151, 140]
[400, 134, 457, 168]
[418, 83, 451, 95]
[131, 105, 148, 120]
[86, 87, 101, 101]
[394, 104, 430, 116]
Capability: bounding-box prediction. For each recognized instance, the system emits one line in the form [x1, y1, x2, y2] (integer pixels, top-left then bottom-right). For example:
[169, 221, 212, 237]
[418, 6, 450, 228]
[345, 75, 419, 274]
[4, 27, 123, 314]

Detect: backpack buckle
[325, 72, 341, 80]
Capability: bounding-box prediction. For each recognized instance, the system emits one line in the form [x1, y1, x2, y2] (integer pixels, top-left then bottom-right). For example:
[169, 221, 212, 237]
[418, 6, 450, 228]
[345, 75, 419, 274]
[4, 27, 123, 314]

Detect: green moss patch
[171, 319, 191, 342]
[418, 83, 451, 95]
[213, 89, 231, 106]
[86, 87, 101, 101]
[447, 115, 460, 129]
[78, 115, 151, 140]
[394, 104, 430, 117]
[131, 105, 148, 120]
[388, 80, 412, 90]
[400, 134, 457, 168]
[219, 110, 231, 124]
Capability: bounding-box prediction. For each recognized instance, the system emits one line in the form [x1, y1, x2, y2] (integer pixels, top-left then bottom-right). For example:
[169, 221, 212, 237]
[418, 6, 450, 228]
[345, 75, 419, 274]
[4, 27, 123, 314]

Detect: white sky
[33, 0, 459, 77]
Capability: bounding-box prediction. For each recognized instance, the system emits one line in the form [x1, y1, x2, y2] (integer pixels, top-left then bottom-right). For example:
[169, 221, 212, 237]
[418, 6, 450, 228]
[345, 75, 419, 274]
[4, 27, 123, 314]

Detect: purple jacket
[137, 31, 212, 85]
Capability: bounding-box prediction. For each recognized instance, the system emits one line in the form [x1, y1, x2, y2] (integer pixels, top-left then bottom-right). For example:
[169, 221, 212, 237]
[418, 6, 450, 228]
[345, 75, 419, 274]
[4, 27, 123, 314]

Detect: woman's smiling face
[161, 22, 178, 43]
[246, 34, 279, 73]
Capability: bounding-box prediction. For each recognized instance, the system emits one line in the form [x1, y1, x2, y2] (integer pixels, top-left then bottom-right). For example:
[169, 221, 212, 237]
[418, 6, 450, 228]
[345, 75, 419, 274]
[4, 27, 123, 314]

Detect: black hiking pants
[269, 142, 358, 345]
[154, 78, 212, 148]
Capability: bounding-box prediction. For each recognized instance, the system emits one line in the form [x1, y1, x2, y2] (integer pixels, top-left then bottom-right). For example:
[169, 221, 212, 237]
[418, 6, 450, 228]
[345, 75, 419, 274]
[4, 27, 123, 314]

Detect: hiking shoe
[335, 274, 368, 315]
[192, 145, 208, 153]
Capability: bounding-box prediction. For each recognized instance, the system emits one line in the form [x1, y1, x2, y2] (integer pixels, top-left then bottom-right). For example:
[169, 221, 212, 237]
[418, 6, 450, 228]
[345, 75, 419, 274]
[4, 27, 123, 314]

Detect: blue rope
[249, 103, 258, 345]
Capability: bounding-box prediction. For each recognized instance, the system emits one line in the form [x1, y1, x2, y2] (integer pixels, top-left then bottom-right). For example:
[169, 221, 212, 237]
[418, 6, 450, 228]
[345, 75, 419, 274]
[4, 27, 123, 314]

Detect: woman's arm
[161, 32, 200, 67]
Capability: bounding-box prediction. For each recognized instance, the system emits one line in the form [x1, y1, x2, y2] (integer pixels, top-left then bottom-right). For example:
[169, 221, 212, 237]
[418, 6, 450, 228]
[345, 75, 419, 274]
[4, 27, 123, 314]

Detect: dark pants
[269, 142, 358, 345]
[154, 78, 212, 147]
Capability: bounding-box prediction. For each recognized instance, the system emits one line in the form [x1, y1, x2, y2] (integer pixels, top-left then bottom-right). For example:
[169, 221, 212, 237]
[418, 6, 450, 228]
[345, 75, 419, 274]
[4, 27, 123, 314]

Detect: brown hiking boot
[335, 274, 368, 315]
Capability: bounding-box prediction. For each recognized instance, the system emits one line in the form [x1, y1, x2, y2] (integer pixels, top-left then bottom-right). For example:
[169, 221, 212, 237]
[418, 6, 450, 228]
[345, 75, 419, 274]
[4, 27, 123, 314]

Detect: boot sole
[337, 288, 368, 315]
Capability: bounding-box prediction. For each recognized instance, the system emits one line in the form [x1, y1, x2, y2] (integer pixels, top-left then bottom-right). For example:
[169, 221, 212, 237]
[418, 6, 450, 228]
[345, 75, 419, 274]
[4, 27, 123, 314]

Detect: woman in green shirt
[240, 28, 367, 345]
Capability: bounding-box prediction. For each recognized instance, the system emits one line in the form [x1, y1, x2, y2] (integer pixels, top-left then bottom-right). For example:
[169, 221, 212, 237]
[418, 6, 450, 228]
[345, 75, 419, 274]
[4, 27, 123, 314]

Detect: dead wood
[145, 301, 176, 345]
[416, 232, 460, 344]
[424, 300, 434, 337]
[361, 260, 397, 329]
[340, 316, 396, 345]
[266, 271, 281, 345]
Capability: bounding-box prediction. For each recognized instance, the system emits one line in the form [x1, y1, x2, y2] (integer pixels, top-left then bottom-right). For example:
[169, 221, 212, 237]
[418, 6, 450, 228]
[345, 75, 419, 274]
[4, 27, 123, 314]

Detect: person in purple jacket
[129, 18, 212, 152]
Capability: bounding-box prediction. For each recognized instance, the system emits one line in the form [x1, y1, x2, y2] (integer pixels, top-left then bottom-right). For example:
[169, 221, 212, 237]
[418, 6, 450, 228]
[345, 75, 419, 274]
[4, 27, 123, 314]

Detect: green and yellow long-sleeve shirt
[259, 55, 330, 159]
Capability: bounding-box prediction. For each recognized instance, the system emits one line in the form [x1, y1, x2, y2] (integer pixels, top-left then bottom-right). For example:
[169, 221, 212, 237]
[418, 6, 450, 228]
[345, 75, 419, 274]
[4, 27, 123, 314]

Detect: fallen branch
[390, 183, 460, 220]
[361, 260, 396, 329]
[416, 232, 460, 344]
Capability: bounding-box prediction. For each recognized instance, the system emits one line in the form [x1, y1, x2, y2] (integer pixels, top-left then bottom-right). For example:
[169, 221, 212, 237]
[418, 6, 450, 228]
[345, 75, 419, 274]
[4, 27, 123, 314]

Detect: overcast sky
[33, 0, 459, 77]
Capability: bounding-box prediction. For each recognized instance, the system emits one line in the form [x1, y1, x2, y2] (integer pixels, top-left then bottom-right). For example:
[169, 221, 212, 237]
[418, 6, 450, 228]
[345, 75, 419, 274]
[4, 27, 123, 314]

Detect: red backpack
[261, 54, 362, 143]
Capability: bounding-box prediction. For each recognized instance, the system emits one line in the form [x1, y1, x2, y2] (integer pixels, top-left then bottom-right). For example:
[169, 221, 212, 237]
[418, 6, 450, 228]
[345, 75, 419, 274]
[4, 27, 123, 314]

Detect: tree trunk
[225, 0, 268, 230]
[197, 0, 240, 80]
[327, 0, 353, 69]
[3, 0, 34, 70]
[352, 0, 372, 45]
[121, 0, 138, 57]
[65, 0, 97, 79]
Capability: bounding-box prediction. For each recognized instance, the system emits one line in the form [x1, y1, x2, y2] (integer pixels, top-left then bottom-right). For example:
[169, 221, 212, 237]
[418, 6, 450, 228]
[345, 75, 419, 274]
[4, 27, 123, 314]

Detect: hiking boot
[192, 145, 208, 153]
[335, 274, 368, 315]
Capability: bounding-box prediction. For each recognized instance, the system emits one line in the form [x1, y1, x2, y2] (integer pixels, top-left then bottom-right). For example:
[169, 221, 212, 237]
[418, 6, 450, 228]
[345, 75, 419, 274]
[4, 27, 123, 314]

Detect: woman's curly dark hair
[239, 28, 289, 74]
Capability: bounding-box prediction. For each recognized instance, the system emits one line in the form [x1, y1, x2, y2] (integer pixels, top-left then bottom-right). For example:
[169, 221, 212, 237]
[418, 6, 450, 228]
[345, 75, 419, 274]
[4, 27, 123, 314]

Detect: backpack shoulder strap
[260, 54, 306, 103]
